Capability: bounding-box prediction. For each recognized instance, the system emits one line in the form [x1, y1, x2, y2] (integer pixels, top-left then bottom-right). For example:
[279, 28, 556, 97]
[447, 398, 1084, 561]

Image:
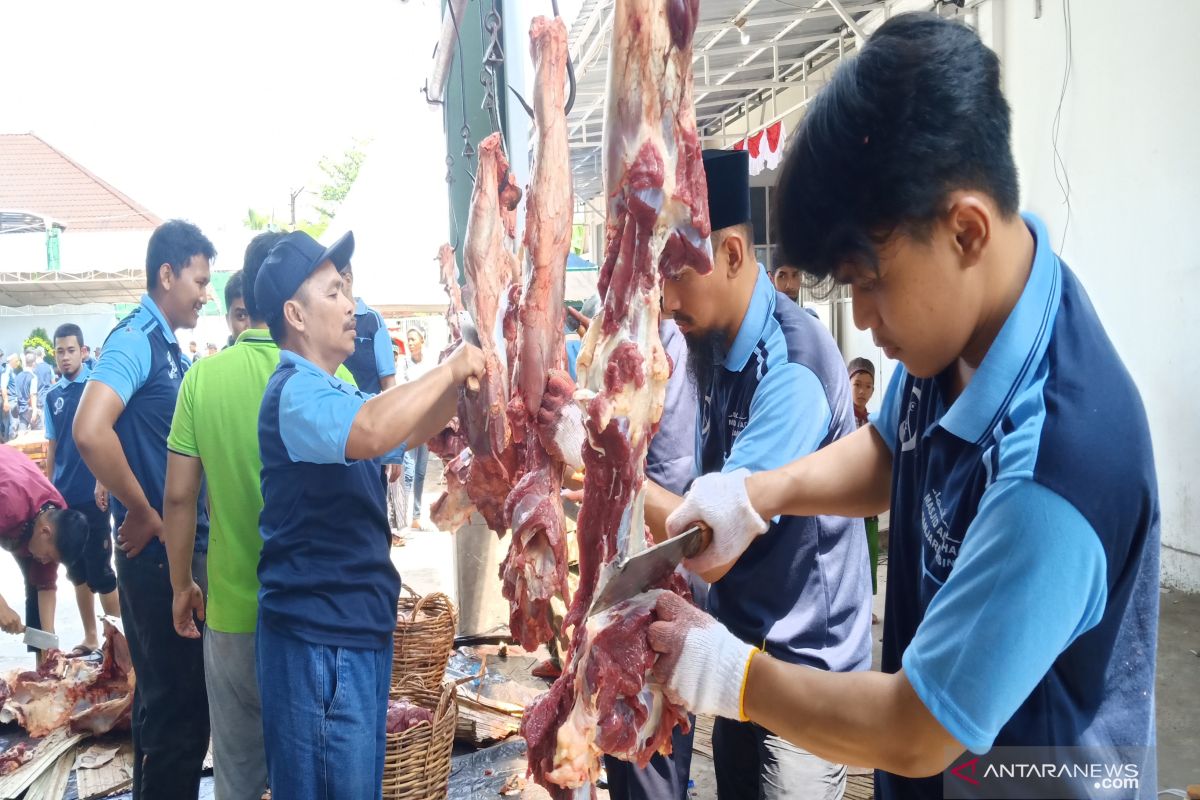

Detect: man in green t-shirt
[163, 233, 357, 800]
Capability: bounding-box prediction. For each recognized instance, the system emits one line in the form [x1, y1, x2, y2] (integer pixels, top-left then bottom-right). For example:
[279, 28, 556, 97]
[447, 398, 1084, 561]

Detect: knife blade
[22, 626, 59, 651]
[588, 524, 711, 617]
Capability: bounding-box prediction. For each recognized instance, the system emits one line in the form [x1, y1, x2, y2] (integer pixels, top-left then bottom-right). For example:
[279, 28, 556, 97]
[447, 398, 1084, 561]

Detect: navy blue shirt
[700, 268, 872, 671]
[257, 350, 405, 649]
[92, 294, 208, 553]
[44, 364, 98, 508]
[343, 298, 396, 395]
[872, 214, 1159, 798]
[33, 361, 53, 408]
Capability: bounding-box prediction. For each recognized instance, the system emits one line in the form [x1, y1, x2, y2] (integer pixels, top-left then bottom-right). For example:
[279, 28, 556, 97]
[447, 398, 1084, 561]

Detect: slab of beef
[460, 133, 521, 465]
[499, 16, 574, 653]
[522, 0, 710, 794]
[0, 619, 133, 739]
[386, 699, 434, 733]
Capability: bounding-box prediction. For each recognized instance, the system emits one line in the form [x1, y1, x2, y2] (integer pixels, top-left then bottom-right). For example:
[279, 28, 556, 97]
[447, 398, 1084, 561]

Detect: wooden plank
[845, 773, 874, 800]
[23, 748, 74, 800]
[75, 744, 134, 800]
[0, 731, 86, 799]
[691, 714, 714, 760]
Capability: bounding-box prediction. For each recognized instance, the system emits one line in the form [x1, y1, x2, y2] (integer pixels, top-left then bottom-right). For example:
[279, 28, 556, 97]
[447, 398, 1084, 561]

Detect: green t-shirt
[167, 329, 356, 633]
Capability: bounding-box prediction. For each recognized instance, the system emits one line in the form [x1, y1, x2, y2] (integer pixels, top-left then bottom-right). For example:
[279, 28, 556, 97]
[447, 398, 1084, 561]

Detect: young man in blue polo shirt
[74, 219, 214, 800]
[44, 323, 121, 656]
[648, 13, 1160, 800]
[253, 231, 484, 799]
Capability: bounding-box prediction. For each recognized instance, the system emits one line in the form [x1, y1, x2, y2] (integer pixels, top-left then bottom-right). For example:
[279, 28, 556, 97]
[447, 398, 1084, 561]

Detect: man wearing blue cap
[253, 230, 483, 799]
[650, 148, 870, 799]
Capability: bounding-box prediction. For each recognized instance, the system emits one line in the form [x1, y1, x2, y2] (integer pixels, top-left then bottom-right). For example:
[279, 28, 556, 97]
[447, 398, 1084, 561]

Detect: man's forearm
[37, 589, 55, 633]
[748, 425, 893, 521]
[347, 365, 459, 460]
[45, 441, 56, 481]
[644, 481, 683, 543]
[163, 454, 201, 593]
[744, 655, 962, 778]
[77, 427, 151, 513]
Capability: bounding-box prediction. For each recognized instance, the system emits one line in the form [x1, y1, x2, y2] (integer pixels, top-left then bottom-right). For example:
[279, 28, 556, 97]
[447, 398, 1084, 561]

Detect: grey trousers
[713, 718, 847, 800]
[203, 629, 268, 800]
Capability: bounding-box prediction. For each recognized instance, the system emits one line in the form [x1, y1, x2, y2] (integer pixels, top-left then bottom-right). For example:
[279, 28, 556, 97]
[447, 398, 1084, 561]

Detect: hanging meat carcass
[459, 134, 523, 534]
[500, 15, 574, 653]
[522, 0, 711, 793]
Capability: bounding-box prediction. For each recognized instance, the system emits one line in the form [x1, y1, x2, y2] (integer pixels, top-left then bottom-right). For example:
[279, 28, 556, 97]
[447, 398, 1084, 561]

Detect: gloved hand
[536, 370, 586, 471]
[648, 592, 757, 720]
[667, 468, 769, 577]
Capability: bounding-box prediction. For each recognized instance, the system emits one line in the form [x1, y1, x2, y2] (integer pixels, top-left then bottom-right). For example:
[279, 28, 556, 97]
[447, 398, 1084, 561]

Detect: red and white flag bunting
[731, 121, 787, 176]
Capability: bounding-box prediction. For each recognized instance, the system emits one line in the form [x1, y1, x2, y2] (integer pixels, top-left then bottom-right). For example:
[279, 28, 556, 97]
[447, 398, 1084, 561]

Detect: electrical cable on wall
[1051, 0, 1074, 251]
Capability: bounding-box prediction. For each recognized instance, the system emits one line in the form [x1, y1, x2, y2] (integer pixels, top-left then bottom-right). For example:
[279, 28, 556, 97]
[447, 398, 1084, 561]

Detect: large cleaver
[22, 626, 60, 651]
[587, 524, 711, 617]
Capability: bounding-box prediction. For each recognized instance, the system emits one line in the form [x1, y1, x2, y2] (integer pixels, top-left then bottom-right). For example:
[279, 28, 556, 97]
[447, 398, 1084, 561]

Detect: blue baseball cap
[255, 231, 355, 325]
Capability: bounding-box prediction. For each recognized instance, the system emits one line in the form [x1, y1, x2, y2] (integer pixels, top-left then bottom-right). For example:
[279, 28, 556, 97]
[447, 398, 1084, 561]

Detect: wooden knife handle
[681, 523, 713, 558]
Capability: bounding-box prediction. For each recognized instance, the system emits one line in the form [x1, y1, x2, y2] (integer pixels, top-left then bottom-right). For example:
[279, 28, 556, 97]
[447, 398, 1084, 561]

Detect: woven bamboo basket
[392, 584, 457, 694]
[381, 678, 457, 800]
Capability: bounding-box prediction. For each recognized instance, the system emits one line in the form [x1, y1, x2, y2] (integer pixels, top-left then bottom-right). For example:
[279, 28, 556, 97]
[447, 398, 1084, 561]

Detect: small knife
[22, 626, 60, 651]
[588, 524, 712, 617]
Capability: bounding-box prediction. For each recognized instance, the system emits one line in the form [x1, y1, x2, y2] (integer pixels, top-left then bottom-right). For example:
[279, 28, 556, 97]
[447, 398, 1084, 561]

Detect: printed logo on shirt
[921, 487, 961, 583]
[166, 352, 179, 380]
[53, 396, 64, 415]
[726, 409, 749, 439]
[899, 384, 922, 452]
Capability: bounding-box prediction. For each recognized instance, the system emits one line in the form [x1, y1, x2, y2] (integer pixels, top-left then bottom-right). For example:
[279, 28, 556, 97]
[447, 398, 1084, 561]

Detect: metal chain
[479, 0, 505, 140]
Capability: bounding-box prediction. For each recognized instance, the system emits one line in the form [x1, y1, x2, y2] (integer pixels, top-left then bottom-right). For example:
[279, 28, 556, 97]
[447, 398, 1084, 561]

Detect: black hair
[243, 232, 286, 321]
[774, 12, 1019, 281]
[267, 315, 288, 344]
[145, 219, 217, 290]
[48, 508, 88, 568]
[53, 323, 84, 348]
[224, 270, 245, 310]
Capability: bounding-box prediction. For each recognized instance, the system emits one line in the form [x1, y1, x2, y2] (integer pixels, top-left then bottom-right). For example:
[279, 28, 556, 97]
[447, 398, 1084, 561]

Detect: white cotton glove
[550, 402, 586, 471]
[667, 468, 769, 576]
[536, 370, 586, 471]
[648, 592, 757, 721]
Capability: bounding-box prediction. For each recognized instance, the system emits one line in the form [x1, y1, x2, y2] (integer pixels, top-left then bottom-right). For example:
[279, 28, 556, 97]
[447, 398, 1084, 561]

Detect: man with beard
[543, 150, 869, 799]
[654, 149, 870, 800]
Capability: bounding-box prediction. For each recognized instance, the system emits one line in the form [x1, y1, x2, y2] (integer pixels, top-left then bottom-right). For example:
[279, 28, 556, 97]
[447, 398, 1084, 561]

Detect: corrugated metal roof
[0, 269, 145, 307]
[566, 0, 885, 199]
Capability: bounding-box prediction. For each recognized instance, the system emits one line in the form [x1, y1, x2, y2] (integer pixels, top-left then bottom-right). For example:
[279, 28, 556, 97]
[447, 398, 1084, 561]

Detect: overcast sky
[1, 0, 448, 248]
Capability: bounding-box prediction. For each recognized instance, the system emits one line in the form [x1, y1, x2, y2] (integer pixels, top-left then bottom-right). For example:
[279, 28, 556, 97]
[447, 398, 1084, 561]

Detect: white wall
[0, 306, 116, 358]
[974, 0, 1200, 590]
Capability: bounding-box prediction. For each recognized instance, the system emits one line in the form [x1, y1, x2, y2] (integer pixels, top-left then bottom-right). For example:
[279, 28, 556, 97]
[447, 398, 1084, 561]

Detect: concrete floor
[0, 502, 1195, 793]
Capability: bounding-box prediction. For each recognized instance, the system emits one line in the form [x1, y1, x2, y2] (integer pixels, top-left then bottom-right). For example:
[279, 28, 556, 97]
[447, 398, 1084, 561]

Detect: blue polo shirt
[700, 267, 872, 671]
[343, 298, 395, 395]
[44, 364, 97, 508]
[257, 350, 405, 649]
[92, 294, 208, 553]
[872, 214, 1159, 798]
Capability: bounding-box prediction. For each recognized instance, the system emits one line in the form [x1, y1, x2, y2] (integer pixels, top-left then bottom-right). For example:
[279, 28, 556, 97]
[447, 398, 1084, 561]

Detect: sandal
[66, 644, 100, 658]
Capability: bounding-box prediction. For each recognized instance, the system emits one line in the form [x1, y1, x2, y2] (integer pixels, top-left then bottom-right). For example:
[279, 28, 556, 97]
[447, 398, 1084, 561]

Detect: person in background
[769, 254, 802, 304]
[847, 357, 880, 622]
[33, 347, 53, 416]
[12, 350, 40, 434]
[0, 445, 89, 660]
[205, 343, 218, 358]
[563, 293, 601, 382]
[188, 340, 200, 362]
[82, 344, 97, 371]
[0, 350, 12, 442]
[224, 270, 251, 346]
[398, 326, 434, 530]
[253, 230, 483, 799]
[45, 323, 122, 656]
[75, 219, 214, 799]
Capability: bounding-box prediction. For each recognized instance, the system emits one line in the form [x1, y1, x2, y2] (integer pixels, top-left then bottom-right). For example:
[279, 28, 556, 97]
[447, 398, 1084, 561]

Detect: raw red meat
[386, 699, 433, 733]
[523, 0, 709, 793]
[497, 15, 575, 653]
[0, 619, 133, 739]
[460, 132, 521, 464]
[0, 742, 32, 776]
